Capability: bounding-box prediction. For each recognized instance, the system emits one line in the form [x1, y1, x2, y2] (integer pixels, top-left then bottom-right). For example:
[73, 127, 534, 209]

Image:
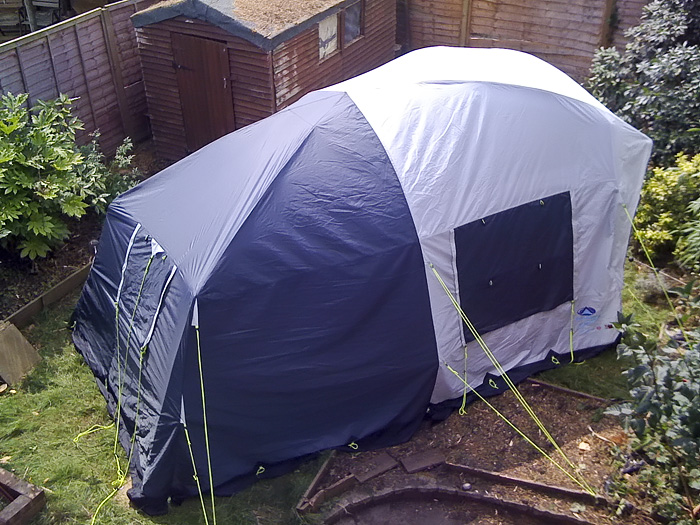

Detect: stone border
[323, 485, 597, 525]
[0, 468, 46, 525]
[3, 263, 91, 329]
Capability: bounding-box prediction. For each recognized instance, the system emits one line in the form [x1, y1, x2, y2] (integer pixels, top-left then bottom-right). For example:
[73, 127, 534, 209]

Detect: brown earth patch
[305, 381, 656, 524]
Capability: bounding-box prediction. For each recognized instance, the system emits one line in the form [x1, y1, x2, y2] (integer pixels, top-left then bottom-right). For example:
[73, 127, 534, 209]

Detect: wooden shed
[131, 0, 396, 160]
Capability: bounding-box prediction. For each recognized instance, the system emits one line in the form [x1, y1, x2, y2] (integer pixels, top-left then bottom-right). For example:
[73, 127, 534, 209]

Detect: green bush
[588, 0, 700, 165]
[611, 298, 700, 524]
[76, 131, 140, 216]
[634, 153, 700, 264]
[0, 92, 138, 260]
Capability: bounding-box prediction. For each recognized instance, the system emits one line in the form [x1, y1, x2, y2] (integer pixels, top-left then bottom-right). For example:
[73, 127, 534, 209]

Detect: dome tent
[72, 46, 652, 513]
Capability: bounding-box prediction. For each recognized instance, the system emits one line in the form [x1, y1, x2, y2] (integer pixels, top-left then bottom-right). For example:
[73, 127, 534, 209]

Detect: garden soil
[309, 381, 657, 524]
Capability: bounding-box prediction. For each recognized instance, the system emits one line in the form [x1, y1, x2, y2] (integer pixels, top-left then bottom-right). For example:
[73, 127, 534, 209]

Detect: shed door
[172, 33, 236, 153]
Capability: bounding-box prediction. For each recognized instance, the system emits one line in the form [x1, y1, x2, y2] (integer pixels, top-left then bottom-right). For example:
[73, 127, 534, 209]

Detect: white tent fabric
[326, 47, 652, 403]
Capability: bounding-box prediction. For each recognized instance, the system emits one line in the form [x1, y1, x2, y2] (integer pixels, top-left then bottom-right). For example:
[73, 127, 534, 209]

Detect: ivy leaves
[611, 304, 700, 523]
[588, 0, 700, 166]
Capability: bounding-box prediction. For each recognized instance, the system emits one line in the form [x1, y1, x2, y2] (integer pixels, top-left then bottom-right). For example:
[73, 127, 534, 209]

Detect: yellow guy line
[430, 263, 595, 495]
[622, 204, 688, 342]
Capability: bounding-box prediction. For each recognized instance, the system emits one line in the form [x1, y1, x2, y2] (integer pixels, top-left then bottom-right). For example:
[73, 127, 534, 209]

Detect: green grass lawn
[0, 259, 674, 523]
[538, 259, 675, 399]
[0, 292, 322, 524]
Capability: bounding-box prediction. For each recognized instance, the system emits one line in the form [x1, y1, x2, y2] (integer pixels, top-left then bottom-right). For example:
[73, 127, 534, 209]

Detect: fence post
[599, 0, 617, 48]
[100, 5, 137, 139]
[459, 0, 472, 47]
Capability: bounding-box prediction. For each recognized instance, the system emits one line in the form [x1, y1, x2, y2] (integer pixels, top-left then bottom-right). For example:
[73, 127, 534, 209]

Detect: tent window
[454, 192, 574, 341]
[343, 1, 363, 45]
[319, 14, 338, 60]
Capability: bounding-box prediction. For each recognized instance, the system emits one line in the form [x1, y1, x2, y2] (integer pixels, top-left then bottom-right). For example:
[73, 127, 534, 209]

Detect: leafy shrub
[0, 92, 139, 259]
[588, 0, 700, 165]
[633, 153, 700, 264]
[0, 92, 83, 259]
[76, 132, 140, 215]
[611, 298, 700, 524]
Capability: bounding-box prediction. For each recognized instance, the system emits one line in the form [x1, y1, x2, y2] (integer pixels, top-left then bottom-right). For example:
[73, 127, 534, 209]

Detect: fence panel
[0, 0, 154, 154]
[402, 0, 649, 82]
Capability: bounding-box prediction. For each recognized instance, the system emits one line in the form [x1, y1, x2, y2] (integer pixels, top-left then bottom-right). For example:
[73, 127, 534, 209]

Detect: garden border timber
[3, 263, 91, 329]
[296, 451, 336, 514]
[0, 468, 46, 525]
[323, 485, 598, 525]
[525, 378, 615, 404]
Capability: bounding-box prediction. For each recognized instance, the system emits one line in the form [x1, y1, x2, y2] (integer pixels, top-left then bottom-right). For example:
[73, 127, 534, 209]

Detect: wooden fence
[402, 0, 649, 81]
[0, 0, 153, 154]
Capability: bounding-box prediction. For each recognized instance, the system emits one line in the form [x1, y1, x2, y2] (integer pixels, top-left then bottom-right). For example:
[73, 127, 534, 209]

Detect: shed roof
[131, 0, 351, 50]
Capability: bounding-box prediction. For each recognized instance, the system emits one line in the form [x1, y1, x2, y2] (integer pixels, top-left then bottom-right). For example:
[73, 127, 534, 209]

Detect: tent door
[172, 33, 236, 153]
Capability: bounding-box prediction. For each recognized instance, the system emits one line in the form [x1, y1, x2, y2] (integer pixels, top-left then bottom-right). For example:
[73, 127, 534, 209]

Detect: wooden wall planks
[0, 0, 155, 154]
[138, 0, 396, 161]
[273, 0, 396, 109]
[404, 0, 650, 81]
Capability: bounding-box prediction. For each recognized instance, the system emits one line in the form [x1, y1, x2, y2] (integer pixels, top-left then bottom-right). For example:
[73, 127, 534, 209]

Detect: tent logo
[577, 306, 596, 316]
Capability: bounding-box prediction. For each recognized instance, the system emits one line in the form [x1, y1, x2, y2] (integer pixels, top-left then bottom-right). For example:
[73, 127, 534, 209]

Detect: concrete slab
[0, 322, 40, 386]
[353, 452, 398, 483]
[399, 449, 445, 474]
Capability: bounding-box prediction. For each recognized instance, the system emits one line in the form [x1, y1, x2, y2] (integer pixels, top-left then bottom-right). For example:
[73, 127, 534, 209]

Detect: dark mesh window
[455, 192, 574, 341]
[344, 1, 362, 44]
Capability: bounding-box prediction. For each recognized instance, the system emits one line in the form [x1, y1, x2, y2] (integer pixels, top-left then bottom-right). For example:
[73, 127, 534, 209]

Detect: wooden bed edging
[445, 462, 610, 507]
[296, 451, 337, 514]
[525, 378, 615, 404]
[4, 263, 91, 329]
[0, 468, 46, 525]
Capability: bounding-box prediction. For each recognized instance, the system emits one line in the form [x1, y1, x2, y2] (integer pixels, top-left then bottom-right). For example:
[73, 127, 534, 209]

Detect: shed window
[343, 1, 363, 44]
[319, 14, 338, 59]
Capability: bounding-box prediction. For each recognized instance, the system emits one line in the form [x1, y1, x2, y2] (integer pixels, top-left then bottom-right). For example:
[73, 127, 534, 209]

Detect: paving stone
[353, 451, 398, 483]
[0, 321, 40, 386]
[399, 449, 445, 473]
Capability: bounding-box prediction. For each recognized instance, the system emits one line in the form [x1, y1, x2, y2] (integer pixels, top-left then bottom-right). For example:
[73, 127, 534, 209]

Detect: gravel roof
[132, 0, 349, 49]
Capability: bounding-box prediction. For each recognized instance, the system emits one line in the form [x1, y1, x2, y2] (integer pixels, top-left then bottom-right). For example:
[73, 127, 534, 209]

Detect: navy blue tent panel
[455, 192, 574, 341]
[179, 96, 438, 497]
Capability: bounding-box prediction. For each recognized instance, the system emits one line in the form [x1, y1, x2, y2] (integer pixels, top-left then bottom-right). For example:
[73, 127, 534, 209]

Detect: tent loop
[458, 345, 469, 415]
[256, 466, 266, 476]
[348, 442, 359, 450]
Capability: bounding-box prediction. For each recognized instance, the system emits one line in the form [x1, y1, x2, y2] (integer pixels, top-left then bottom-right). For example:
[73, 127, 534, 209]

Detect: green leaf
[27, 213, 58, 237]
[18, 237, 51, 260]
[60, 195, 87, 217]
